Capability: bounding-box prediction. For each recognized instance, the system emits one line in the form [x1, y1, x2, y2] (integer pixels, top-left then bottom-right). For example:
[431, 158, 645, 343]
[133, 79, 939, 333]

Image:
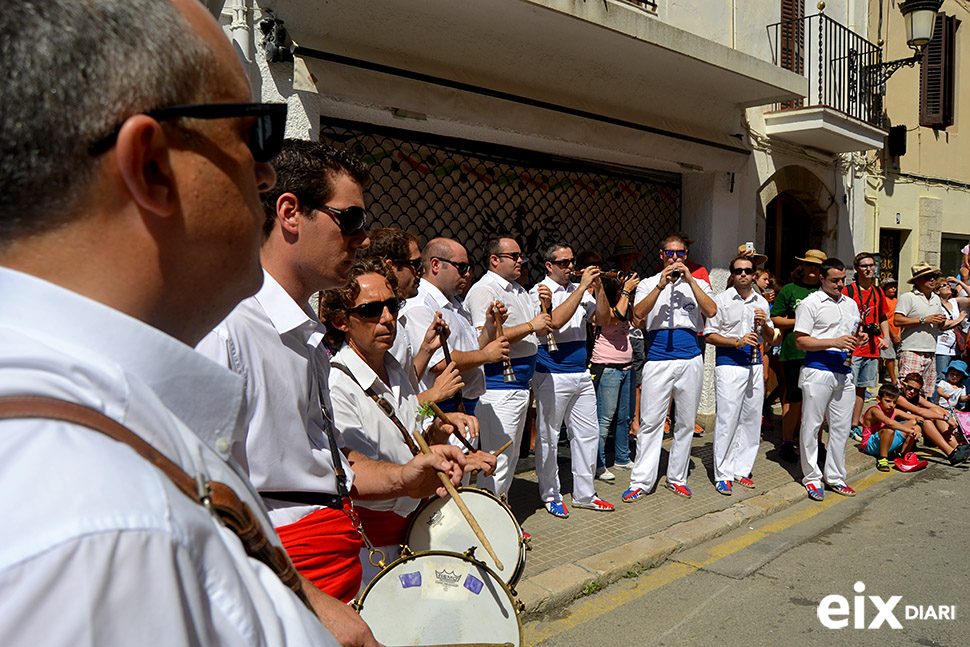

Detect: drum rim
[404, 486, 527, 584]
[353, 549, 523, 641]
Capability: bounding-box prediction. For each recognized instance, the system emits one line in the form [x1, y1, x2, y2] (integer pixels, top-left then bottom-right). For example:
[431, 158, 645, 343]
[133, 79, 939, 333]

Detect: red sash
[353, 506, 412, 548]
[275, 502, 362, 604]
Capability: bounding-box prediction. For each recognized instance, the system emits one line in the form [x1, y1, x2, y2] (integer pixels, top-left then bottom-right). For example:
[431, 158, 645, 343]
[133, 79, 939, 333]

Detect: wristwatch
[919, 316, 925, 324]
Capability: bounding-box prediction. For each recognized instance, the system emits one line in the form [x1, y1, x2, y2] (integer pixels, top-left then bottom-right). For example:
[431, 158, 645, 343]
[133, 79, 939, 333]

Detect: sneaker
[850, 426, 863, 441]
[693, 423, 705, 437]
[948, 444, 970, 466]
[827, 482, 856, 497]
[622, 486, 646, 502]
[876, 457, 891, 472]
[596, 468, 616, 482]
[663, 480, 692, 498]
[573, 497, 615, 511]
[779, 441, 798, 463]
[544, 501, 569, 518]
[736, 475, 756, 488]
[805, 483, 824, 501]
[663, 416, 672, 440]
[715, 480, 732, 495]
[613, 461, 633, 470]
[521, 531, 531, 539]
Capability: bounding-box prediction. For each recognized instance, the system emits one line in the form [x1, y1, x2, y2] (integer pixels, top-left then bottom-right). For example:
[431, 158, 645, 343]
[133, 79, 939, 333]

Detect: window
[919, 13, 960, 129]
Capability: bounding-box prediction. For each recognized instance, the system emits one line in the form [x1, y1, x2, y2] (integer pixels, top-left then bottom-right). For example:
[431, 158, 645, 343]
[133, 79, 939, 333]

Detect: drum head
[407, 487, 525, 586]
[357, 551, 521, 647]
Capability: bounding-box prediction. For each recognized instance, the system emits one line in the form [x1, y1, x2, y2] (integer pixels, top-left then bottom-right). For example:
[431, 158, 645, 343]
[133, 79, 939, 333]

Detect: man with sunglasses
[399, 238, 510, 423]
[197, 140, 465, 644]
[703, 256, 777, 495]
[530, 243, 615, 517]
[0, 1, 353, 645]
[895, 262, 947, 399]
[624, 234, 716, 502]
[793, 257, 867, 501]
[465, 237, 553, 496]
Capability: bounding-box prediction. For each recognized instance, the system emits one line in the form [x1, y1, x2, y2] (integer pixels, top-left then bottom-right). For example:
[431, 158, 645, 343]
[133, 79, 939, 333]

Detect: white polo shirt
[329, 345, 425, 518]
[465, 271, 540, 359]
[530, 276, 596, 374]
[0, 268, 337, 647]
[704, 287, 774, 368]
[197, 271, 355, 528]
[400, 279, 486, 398]
[634, 271, 714, 333]
[794, 289, 862, 349]
[896, 288, 943, 353]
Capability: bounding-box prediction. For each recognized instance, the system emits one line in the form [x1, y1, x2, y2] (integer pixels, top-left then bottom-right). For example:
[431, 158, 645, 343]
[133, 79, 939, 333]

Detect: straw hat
[795, 249, 827, 264]
[736, 244, 768, 266]
[907, 261, 941, 284]
[608, 238, 643, 260]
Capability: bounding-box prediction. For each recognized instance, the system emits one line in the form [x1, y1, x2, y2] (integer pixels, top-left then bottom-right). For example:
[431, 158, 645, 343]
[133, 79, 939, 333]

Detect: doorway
[765, 192, 813, 284]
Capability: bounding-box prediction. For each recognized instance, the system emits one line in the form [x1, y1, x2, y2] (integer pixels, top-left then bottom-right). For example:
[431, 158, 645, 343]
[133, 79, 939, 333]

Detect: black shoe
[949, 444, 970, 466]
[779, 442, 798, 463]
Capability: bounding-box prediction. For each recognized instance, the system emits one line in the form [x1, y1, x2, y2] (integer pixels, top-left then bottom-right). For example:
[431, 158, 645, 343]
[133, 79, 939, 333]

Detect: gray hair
[0, 0, 214, 242]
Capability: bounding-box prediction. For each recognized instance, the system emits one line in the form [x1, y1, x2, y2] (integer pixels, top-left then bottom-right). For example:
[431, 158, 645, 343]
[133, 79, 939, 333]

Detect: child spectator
[880, 278, 901, 385]
[860, 383, 921, 472]
[895, 372, 970, 465]
[937, 360, 969, 413]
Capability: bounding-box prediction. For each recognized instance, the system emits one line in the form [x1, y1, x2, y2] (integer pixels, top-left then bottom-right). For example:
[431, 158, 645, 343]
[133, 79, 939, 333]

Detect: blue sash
[435, 397, 479, 417]
[535, 340, 588, 374]
[484, 354, 536, 390]
[646, 329, 702, 361]
[803, 350, 851, 374]
[715, 346, 760, 367]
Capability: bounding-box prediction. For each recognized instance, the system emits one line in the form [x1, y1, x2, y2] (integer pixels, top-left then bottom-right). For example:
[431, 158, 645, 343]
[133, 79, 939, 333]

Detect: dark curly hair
[319, 256, 397, 350]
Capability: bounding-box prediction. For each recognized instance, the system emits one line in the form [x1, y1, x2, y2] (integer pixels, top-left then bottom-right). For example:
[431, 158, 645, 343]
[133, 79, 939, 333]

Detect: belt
[260, 491, 346, 509]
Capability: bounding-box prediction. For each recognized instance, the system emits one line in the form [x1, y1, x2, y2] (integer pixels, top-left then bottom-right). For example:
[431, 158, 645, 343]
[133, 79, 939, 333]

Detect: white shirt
[0, 267, 335, 647]
[793, 289, 862, 350]
[529, 276, 596, 345]
[937, 297, 960, 355]
[634, 271, 714, 333]
[464, 270, 540, 359]
[937, 380, 966, 410]
[703, 287, 774, 342]
[400, 280, 486, 398]
[895, 289, 943, 353]
[197, 271, 355, 528]
[329, 345, 425, 517]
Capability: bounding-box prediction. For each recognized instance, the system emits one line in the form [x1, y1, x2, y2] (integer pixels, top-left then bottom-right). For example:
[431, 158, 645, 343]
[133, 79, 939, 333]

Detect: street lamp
[899, 0, 943, 51]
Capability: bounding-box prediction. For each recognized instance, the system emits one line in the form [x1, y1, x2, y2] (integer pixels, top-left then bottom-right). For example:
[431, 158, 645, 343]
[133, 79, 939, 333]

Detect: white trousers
[533, 371, 599, 506]
[713, 364, 764, 482]
[631, 355, 704, 490]
[476, 388, 531, 497]
[799, 367, 854, 487]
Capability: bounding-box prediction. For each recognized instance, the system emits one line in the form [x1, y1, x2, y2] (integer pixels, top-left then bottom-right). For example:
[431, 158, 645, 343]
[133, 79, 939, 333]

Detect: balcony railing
[768, 13, 884, 127]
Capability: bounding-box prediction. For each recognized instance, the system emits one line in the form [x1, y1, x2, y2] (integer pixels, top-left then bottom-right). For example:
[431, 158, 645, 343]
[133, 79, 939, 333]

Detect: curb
[516, 449, 872, 620]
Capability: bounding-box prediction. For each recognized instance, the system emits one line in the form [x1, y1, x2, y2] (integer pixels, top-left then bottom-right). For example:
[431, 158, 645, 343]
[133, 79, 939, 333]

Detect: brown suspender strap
[0, 395, 311, 610]
[330, 362, 421, 456]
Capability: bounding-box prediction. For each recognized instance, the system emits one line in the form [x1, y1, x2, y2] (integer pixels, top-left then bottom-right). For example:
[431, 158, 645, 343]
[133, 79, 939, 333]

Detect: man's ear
[115, 115, 176, 218]
[331, 312, 350, 332]
[275, 192, 303, 235]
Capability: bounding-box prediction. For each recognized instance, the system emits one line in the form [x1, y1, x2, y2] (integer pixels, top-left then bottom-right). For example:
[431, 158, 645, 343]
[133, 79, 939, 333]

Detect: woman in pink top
[591, 272, 640, 474]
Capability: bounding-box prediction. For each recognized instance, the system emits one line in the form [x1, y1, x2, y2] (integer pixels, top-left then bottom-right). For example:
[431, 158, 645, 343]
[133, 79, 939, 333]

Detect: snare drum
[406, 487, 527, 587]
[355, 550, 522, 647]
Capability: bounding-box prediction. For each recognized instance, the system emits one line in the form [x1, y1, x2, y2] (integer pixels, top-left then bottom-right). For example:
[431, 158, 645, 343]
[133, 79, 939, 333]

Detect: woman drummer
[320, 258, 496, 590]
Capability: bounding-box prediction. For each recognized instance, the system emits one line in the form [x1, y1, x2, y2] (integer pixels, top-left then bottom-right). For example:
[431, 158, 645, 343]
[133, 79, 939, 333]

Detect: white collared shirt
[634, 271, 714, 333]
[197, 271, 355, 528]
[464, 271, 540, 359]
[793, 289, 861, 350]
[0, 267, 335, 647]
[529, 276, 596, 345]
[400, 280, 486, 398]
[329, 345, 424, 517]
[704, 286, 774, 342]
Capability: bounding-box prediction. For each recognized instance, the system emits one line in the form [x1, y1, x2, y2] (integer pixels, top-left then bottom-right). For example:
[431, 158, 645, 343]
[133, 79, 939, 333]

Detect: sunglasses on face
[394, 258, 424, 273]
[731, 267, 755, 275]
[347, 297, 403, 319]
[433, 257, 472, 275]
[89, 102, 287, 162]
[901, 383, 919, 391]
[495, 252, 524, 262]
[549, 258, 575, 268]
[662, 250, 687, 258]
[318, 205, 368, 236]
[856, 264, 876, 269]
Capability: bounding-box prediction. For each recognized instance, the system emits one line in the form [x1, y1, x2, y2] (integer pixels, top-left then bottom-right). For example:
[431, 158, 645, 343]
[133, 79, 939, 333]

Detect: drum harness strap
[0, 395, 314, 610]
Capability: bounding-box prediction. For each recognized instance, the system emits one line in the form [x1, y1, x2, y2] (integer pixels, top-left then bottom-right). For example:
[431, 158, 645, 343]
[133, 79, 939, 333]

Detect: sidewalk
[504, 412, 880, 620]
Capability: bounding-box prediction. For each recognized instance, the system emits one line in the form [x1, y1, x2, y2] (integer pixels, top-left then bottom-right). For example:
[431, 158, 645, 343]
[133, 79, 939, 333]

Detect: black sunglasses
[394, 258, 424, 273]
[549, 258, 575, 268]
[731, 267, 755, 275]
[318, 205, 369, 236]
[347, 298, 403, 319]
[662, 250, 687, 258]
[495, 252, 524, 262]
[433, 257, 472, 275]
[89, 102, 287, 162]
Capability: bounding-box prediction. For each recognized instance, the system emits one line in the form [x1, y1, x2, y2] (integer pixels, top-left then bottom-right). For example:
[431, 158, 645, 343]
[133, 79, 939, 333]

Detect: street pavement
[503, 407, 962, 621]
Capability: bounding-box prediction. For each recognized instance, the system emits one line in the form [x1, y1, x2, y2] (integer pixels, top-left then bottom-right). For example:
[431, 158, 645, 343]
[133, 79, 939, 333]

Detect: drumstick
[411, 430, 504, 571]
[427, 401, 476, 452]
[493, 302, 515, 383]
[435, 316, 466, 413]
[491, 439, 513, 457]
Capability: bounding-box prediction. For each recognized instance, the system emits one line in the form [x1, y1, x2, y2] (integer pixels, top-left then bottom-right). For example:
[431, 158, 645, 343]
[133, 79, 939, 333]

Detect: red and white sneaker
[663, 480, 692, 498]
[736, 476, 756, 489]
[826, 482, 856, 497]
[573, 497, 615, 511]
